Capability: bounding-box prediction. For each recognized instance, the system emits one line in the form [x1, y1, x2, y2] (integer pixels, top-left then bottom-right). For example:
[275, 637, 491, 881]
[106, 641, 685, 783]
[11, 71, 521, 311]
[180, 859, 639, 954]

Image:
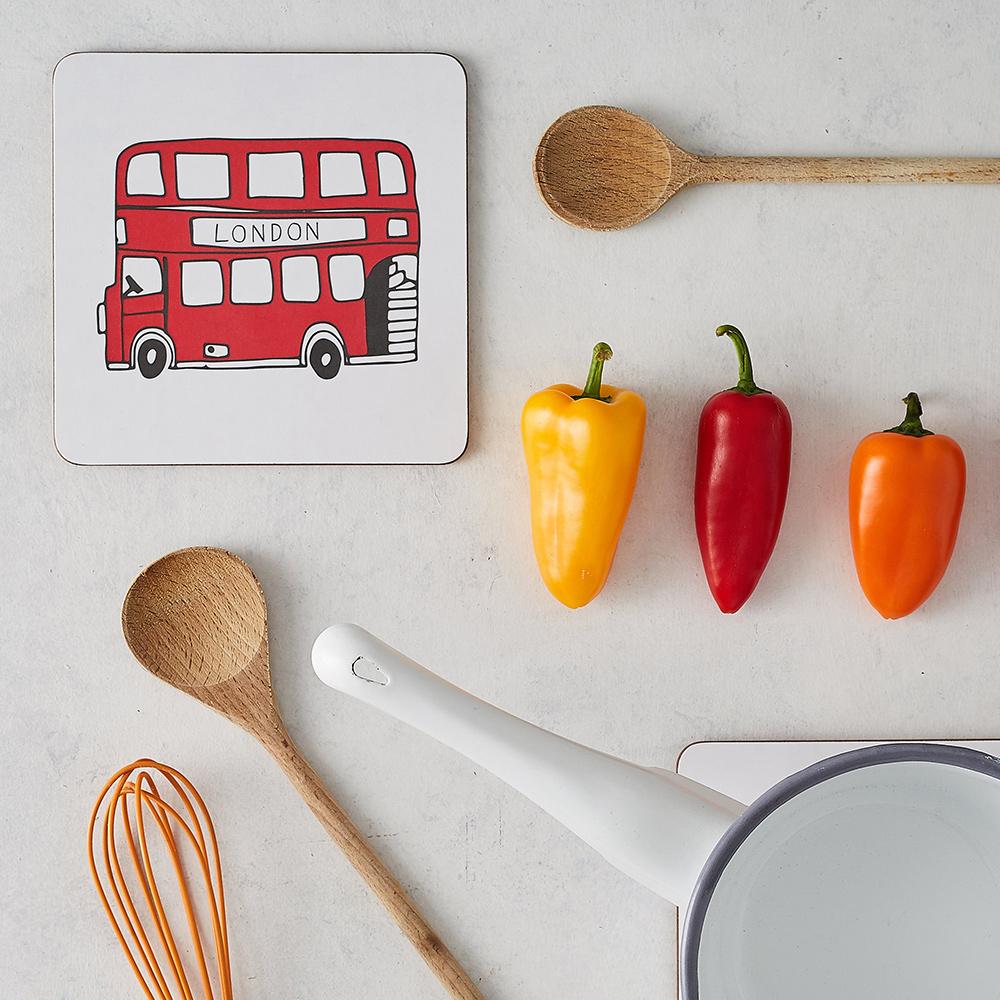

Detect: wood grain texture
[122, 547, 487, 1000]
[533, 105, 1000, 230]
[701, 155, 1000, 185]
[534, 105, 689, 230]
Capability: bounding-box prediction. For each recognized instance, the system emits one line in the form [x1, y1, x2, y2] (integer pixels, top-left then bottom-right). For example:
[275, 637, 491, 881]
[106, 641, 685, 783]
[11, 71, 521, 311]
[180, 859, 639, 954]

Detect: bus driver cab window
[121, 256, 163, 310]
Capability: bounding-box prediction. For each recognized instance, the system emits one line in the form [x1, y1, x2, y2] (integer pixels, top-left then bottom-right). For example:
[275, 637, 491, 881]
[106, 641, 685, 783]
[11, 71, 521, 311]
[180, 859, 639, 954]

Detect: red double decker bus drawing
[98, 137, 419, 379]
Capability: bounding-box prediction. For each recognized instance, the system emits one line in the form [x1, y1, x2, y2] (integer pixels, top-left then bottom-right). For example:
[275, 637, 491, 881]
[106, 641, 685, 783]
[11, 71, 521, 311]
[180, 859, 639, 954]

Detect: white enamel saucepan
[313, 625, 1000, 1000]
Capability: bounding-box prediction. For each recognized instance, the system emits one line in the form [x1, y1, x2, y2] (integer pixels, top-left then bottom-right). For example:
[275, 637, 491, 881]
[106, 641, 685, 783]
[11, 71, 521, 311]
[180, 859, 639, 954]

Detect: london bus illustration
[97, 138, 419, 379]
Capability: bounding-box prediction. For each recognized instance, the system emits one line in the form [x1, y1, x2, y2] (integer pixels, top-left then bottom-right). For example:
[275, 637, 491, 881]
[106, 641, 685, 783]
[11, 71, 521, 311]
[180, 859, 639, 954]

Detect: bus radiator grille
[366, 255, 418, 359]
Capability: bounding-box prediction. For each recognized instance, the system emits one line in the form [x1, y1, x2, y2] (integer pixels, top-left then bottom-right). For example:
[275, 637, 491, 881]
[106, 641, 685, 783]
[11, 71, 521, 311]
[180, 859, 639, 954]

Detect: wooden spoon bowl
[533, 106, 689, 230]
[122, 547, 484, 1000]
[534, 104, 1000, 231]
[123, 546, 266, 693]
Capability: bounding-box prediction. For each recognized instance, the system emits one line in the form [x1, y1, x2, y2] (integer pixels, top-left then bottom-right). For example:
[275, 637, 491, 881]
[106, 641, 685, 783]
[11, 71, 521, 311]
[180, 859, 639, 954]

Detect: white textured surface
[3, 3, 1000, 999]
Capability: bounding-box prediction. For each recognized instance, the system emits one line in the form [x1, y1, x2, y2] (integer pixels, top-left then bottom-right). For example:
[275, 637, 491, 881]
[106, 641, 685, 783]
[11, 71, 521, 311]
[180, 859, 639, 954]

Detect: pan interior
[695, 760, 1000, 1000]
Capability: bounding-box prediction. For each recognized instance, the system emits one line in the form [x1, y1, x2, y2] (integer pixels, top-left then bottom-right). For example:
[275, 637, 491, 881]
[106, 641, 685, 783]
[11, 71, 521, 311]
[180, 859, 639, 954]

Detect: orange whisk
[87, 760, 234, 1000]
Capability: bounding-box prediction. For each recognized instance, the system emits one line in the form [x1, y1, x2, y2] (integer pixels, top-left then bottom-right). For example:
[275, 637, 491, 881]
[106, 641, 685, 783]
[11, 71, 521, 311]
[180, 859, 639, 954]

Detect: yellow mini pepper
[521, 343, 646, 608]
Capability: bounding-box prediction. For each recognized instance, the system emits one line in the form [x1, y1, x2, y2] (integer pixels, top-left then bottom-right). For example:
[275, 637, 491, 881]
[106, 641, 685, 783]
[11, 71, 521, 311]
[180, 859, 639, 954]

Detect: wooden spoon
[533, 105, 1000, 230]
[122, 547, 485, 1000]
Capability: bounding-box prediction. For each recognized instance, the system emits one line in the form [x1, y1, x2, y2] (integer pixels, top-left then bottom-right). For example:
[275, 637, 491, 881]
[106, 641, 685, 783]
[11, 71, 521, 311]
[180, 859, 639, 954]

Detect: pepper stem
[716, 325, 768, 395]
[885, 391, 934, 437]
[575, 342, 613, 402]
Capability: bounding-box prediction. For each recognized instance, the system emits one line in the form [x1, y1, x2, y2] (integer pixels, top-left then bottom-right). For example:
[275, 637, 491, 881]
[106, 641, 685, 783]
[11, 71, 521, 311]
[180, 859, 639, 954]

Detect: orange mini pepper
[849, 392, 966, 620]
[522, 343, 646, 608]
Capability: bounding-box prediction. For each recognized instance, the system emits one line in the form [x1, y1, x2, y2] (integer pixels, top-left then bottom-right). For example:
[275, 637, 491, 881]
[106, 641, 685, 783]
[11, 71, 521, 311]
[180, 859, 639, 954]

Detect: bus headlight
[116, 218, 127, 245]
[97, 302, 106, 334]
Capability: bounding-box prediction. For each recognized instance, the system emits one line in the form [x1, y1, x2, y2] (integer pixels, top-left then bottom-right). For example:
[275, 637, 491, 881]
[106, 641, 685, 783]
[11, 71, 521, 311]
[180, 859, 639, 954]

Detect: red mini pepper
[695, 325, 792, 613]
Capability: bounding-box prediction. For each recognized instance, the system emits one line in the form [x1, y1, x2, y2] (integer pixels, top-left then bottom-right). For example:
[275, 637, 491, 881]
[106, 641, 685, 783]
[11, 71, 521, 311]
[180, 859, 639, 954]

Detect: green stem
[716, 324, 769, 396]
[574, 342, 614, 402]
[885, 391, 934, 437]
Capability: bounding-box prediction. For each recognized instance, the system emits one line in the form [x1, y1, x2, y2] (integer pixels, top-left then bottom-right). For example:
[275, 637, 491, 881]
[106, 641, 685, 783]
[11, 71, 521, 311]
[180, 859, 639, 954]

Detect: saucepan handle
[312, 624, 743, 908]
[312, 623, 441, 707]
[312, 624, 579, 773]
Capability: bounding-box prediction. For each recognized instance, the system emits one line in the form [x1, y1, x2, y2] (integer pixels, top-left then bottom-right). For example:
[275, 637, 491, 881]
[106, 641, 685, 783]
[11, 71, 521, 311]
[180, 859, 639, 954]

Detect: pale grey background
[3, 2, 1000, 999]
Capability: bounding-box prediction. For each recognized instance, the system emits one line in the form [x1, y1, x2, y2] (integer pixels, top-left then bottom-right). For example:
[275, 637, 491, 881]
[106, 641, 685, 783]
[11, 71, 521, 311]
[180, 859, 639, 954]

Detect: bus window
[176, 153, 230, 199]
[126, 152, 165, 196]
[320, 152, 366, 196]
[249, 152, 304, 198]
[377, 151, 407, 195]
[329, 255, 365, 302]
[121, 257, 163, 297]
[230, 258, 273, 304]
[181, 260, 224, 306]
[281, 256, 320, 302]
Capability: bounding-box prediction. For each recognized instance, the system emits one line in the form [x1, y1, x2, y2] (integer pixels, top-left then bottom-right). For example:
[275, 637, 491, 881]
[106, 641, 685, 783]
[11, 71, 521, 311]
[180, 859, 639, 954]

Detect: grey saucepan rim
[679, 742, 1000, 1000]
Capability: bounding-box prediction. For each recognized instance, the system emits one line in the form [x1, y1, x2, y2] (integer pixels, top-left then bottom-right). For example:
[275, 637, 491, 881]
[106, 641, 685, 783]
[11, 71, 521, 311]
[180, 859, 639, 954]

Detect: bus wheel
[136, 339, 168, 379]
[308, 338, 343, 380]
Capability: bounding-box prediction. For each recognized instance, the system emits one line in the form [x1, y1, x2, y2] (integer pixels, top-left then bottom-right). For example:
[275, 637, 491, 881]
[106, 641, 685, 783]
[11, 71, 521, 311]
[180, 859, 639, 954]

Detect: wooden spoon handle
[701, 155, 1000, 185]
[268, 739, 486, 1000]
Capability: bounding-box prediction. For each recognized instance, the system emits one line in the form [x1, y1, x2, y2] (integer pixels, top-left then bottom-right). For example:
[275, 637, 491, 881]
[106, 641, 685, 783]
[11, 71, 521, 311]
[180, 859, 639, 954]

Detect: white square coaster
[54, 52, 468, 464]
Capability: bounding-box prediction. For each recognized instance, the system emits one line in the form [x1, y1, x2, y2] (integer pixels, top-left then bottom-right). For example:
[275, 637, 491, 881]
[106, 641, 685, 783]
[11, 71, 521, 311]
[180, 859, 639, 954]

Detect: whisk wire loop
[88, 760, 233, 1000]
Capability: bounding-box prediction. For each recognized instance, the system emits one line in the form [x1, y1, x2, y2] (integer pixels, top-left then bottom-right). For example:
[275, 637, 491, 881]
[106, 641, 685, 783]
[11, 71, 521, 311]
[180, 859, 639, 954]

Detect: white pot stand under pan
[676, 740, 1000, 1000]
